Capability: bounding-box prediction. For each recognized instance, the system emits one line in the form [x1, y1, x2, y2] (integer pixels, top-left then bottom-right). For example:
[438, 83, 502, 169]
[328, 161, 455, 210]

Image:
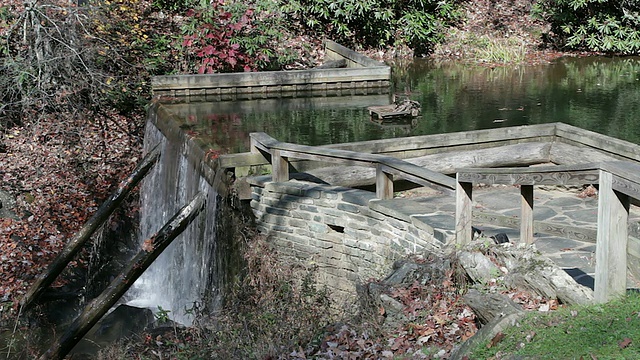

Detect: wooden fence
[238, 123, 640, 304]
[455, 161, 640, 303]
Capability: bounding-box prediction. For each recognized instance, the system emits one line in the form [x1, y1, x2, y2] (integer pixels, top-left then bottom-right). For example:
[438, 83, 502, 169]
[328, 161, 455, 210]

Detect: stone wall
[249, 179, 451, 303]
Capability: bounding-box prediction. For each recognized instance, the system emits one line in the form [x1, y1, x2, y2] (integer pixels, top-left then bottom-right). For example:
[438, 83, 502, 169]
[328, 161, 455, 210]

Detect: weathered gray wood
[218, 152, 268, 168]
[601, 161, 640, 200]
[456, 178, 473, 245]
[152, 67, 390, 92]
[21, 144, 162, 311]
[595, 170, 630, 303]
[457, 163, 601, 186]
[472, 211, 597, 243]
[376, 165, 393, 200]
[315, 59, 347, 69]
[549, 142, 621, 165]
[325, 40, 387, 68]
[39, 192, 206, 360]
[271, 149, 289, 182]
[555, 123, 640, 162]
[251, 132, 456, 193]
[324, 123, 557, 155]
[520, 185, 534, 244]
[300, 142, 554, 188]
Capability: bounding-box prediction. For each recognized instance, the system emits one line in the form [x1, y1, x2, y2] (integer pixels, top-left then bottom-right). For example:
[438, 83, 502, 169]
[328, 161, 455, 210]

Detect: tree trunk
[39, 192, 206, 360]
[21, 143, 161, 311]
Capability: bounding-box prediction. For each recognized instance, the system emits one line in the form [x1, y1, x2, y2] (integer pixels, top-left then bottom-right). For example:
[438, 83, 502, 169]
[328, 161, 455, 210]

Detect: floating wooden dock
[368, 99, 421, 121]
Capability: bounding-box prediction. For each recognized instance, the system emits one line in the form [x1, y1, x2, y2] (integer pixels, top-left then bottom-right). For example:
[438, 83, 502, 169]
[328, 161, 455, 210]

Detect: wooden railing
[249, 132, 457, 199]
[455, 161, 640, 303]
[245, 126, 640, 304]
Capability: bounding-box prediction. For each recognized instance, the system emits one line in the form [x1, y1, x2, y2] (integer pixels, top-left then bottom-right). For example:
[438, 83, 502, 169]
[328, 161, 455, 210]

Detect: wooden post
[21, 143, 162, 311]
[271, 149, 289, 182]
[455, 175, 473, 246]
[520, 185, 534, 244]
[595, 170, 629, 303]
[376, 164, 393, 200]
[39, 193, 206, 360]
[250, 136, 260, 154]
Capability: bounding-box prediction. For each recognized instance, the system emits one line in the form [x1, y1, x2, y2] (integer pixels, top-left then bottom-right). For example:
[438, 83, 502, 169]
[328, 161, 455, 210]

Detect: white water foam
[126, 123, 220, 325]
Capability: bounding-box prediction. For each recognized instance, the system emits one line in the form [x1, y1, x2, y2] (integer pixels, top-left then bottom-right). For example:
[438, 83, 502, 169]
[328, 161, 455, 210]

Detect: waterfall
[126, 122, 220, 325]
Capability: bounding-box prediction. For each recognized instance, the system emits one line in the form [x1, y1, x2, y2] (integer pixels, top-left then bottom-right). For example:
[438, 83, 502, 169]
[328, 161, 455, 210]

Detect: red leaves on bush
[182, 2, 261, 74]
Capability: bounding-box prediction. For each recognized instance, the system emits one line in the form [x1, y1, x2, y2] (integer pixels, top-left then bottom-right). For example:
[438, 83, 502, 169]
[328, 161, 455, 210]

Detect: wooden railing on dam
[210, 123, 640, 305]
[249, 132, 457, 199]
[455, 161, 640, 303]
[151, 40, 390, 99]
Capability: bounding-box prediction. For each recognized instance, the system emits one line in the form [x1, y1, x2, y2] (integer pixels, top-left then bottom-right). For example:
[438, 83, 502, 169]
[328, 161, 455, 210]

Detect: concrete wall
[249, 179, 451, 303]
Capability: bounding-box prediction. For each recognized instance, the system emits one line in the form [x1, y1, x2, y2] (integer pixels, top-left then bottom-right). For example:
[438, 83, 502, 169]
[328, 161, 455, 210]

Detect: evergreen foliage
[535, 0, 640, 54]
[281, 0, 462, 55]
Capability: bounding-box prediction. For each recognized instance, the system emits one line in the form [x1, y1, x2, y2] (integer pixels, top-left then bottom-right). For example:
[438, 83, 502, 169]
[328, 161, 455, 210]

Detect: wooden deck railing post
[595, 170, 629, 303]
[271, 149, 289, 182]
[455, 175, 473, 245]
[520, 185, 534, 244]
[376, 164, 393, 199]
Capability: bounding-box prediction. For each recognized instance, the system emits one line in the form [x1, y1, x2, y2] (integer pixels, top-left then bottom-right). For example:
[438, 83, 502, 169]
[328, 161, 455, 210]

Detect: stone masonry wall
[249, 180, 449, 303]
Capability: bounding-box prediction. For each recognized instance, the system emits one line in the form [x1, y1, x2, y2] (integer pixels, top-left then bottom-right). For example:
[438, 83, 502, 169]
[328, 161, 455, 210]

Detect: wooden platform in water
[368, 99, 421, 121]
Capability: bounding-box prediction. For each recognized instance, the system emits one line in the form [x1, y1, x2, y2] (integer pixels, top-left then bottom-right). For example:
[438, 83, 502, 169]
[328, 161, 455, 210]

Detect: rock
[449, 312, 525, 360]
[463, 289, 523, 325]
[457, 251, 500, 284]
[0, 190, 18, 220]
[457, 244, 594, 306]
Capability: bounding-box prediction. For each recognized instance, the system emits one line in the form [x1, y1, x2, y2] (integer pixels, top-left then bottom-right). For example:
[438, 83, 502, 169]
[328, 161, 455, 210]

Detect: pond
[162, 56, 640, 153]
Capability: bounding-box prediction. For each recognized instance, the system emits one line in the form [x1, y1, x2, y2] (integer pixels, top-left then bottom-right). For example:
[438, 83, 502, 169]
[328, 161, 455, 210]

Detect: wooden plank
[218, 153, 269, 168]
[549, 142, 622, 165]
[457, 170, 600, 186]
[472, 211, 597, 243]
[323, 123, 558, 154]
[325, 40, 387, 68]
[555, 123, 640, 162]
[152, 67, 390, 91]
[376, 164, 394, 199]
[271, 149, 289, 182]
[455, 178, 473, 245]
[595, 170, 630, 303]
[250, 132, 280, 150]
[521, 185, 534, 244]
[380, 157, 456, 192]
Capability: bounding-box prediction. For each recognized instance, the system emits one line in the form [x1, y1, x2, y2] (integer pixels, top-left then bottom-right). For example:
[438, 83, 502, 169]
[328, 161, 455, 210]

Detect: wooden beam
[39, 192, 206, 360]
[595, 170, 630, 303]
[376, 164, 393, 200]
[271, 149, 289, 182]
[456, 176, 473, 245]
[520, 185, 534, 244]
[21, 144, 161, 310]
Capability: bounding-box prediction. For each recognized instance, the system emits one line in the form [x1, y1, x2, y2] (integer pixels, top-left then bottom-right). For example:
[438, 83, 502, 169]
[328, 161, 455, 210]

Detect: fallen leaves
[618, 338, 632, 349]
[0, 112, 142, 313]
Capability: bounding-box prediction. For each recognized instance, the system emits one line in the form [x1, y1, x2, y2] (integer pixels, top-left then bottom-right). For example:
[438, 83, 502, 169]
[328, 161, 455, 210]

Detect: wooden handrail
[455, 160, 640, 304]
[249, 132, 456, 199]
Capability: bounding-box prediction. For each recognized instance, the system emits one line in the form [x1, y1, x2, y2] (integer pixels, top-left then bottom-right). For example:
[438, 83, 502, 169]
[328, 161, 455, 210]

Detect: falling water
[126, 122, 220, 325]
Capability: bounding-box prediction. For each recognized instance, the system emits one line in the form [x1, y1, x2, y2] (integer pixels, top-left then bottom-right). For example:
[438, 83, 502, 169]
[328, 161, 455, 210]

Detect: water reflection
[158, 56, 640, 152]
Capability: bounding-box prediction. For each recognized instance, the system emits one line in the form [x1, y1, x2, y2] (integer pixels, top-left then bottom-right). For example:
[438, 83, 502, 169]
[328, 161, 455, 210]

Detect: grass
[470, 292, 640, 359]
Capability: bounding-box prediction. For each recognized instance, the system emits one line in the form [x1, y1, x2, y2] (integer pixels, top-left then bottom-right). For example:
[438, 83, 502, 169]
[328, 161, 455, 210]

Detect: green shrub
[534, 0, 640, 54]
[281, 0, 462, 55]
